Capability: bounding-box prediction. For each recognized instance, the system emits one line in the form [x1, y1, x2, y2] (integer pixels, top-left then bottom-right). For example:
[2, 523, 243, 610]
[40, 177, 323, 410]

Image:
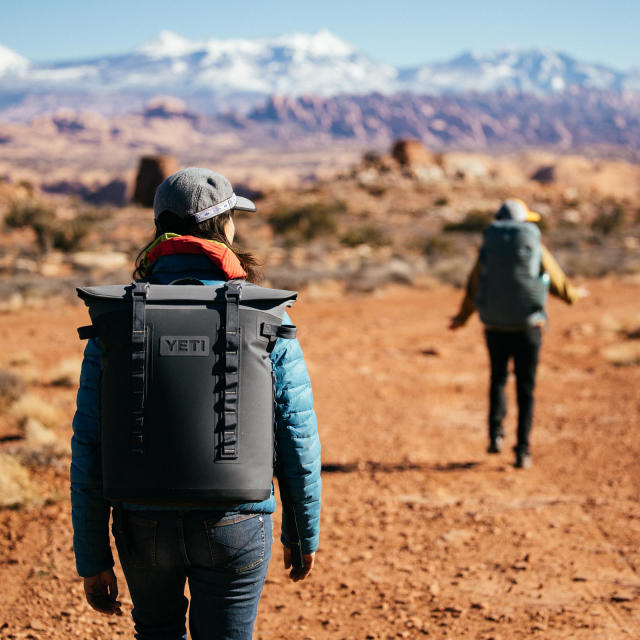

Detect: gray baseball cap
[153, 167, 257, 222]
[495, 198, 541, 222]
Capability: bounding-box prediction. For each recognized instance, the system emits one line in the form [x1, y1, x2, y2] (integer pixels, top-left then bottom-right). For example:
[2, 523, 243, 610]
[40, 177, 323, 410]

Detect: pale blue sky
[2, 0, 639, 70]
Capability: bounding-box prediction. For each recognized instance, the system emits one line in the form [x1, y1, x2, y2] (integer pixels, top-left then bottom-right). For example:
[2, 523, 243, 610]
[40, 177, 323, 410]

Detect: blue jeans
[112, 508, 272, 640]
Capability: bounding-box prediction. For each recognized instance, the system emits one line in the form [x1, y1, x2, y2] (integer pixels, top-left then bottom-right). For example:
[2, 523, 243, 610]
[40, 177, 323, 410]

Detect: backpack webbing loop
[221, 280, 243, 460]
[261, 323, 297, 340]
[130, 282, 149, 455]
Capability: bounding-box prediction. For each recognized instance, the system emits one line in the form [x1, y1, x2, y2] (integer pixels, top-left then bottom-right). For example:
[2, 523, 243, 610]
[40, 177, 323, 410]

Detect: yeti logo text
[160, 336, 210, 356]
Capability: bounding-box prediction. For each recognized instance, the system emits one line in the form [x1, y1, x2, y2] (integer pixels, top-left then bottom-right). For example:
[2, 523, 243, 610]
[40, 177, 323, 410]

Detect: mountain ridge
[0, 30, 638, 119]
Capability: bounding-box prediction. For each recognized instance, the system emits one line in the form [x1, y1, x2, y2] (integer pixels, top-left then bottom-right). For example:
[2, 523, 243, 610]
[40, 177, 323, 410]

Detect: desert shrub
[434, 196, 449, 207]
[0, 369, 24, 412]
[444, 209, 493, 233]
[602, 342, 640, 366]
[47, 357, 82, 387]
[591, 205, 626, 235]
[341, 224, 391, 248]
[0, 452, 38, 507]
[431, 256, 474, 287]
[9, 394, 65, 430]
[5, 201, 53, 231]
[4, 201, 100, 252]
[422, 234, 454, 258]
[365, 184, 387, 197]
[269, 200, 344, 243]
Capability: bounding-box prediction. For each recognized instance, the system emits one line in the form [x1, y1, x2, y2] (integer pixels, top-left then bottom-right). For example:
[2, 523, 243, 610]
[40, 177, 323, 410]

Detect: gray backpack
[475, 220, 549, 330]
[77, 280, 297, 506]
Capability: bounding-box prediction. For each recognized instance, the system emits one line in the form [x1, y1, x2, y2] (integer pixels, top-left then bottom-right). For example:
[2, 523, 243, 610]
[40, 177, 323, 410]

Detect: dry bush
[341, 224, 391, 248]
[9, 394, 65, 430]
[5, 419, 69, 470]
[443, 210, 493, 233]
[591, 205, 626, 235]
[0, 452, 39, 507]
[47, 357, 82, 387]
[430, 256, 475, 288]
[4, 200, 101, 253]
[0, 369, 24, 412]
[5, 351, 36, 367]
[269, 200, 344, 244]
[422, 235, 454, 259]
[602, 342, 640, 366]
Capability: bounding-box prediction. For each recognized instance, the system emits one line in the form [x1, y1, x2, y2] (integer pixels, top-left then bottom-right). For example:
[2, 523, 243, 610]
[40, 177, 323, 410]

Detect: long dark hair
[133, 210, 263, 283]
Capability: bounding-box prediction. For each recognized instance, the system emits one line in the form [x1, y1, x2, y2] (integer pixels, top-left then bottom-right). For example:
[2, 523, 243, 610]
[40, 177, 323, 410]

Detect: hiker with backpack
[71, 167, 321, 639]
[449, 199, 585, 469]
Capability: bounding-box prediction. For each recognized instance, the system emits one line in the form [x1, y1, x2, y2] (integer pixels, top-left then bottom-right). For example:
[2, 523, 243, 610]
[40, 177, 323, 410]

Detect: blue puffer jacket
[71, 252, 321, 577]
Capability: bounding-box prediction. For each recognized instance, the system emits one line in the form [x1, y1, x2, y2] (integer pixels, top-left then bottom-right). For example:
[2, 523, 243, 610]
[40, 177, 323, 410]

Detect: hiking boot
[487, 436, 503, 454]
[514, 450, 531, 469]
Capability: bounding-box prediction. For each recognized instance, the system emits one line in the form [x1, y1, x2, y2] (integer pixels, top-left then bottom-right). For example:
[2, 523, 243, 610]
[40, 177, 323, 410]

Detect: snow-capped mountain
[0, 44, 29, 76]
[0, 31, 636, 118]
[400, 49, 627, 94]
[0, 30, 395, 97]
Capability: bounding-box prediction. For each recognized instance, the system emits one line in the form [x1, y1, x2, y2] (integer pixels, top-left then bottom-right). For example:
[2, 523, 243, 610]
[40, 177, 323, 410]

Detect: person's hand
[83, 569, 122, 616]
[448, 315, 465, 330]
[283, 545, 315, 582]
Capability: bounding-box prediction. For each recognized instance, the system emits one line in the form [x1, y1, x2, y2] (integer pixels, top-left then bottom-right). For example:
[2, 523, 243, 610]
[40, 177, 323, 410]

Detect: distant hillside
[233, 90, 640, 149]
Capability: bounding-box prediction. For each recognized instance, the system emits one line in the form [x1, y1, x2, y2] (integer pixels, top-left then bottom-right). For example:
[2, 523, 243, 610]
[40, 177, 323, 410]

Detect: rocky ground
[0, 277, 639, 639]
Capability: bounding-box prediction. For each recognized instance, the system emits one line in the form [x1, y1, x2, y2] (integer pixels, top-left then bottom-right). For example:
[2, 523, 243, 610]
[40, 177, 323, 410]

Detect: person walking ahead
[71, 168, 321, 639]
[449, 199, 584, 469]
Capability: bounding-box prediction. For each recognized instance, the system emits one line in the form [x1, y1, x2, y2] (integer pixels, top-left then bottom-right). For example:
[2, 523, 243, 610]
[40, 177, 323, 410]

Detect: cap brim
[526, 211, 541, 222]
[234, 195, 257, 213]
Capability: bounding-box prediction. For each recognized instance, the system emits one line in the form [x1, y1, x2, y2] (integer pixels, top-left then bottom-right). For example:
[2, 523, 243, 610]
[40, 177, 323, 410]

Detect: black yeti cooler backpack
[77, 279, 298, 507]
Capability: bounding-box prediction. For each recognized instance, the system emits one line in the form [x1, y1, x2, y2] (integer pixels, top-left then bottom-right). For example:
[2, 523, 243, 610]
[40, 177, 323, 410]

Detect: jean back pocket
[204, 514, 266, 574]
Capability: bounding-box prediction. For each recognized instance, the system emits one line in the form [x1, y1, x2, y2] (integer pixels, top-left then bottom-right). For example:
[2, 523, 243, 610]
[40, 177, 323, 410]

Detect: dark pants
[112, 509, 272, 640]
[485, 327, 542, 453]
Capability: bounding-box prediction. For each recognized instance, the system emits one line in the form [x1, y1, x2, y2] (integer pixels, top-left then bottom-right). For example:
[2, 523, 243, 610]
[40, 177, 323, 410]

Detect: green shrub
[443, 210, 493, 233]
[341, 224, 391, 248]
[434, 196, 449, 207]
[5, 201, 99, 252]
[269, 200, 344, 243]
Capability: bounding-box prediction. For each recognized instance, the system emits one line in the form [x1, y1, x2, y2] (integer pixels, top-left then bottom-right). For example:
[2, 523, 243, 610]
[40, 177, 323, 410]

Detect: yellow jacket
[454, 245, 580, 325]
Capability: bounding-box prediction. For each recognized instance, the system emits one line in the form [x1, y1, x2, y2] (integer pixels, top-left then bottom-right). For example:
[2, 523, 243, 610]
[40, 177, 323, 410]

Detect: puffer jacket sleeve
[271, 312, 321, 555]
[70, 338, 114, 577]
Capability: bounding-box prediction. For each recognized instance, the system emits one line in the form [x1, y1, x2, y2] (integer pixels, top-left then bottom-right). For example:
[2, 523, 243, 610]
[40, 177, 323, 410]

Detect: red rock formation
[133, 155, 178, 207]
[391, 139, 435, 167]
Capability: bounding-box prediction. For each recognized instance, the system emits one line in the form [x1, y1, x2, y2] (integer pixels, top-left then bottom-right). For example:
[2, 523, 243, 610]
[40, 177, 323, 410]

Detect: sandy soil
[0, 278, 639, 639]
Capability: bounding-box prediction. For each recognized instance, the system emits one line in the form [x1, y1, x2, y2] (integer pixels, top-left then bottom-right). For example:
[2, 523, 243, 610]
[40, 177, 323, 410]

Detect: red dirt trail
[0, 279, 639, 639]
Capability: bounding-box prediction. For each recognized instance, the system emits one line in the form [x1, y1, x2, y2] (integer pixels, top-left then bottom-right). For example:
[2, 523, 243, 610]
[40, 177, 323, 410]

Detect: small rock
[611, 592, 634, 603]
